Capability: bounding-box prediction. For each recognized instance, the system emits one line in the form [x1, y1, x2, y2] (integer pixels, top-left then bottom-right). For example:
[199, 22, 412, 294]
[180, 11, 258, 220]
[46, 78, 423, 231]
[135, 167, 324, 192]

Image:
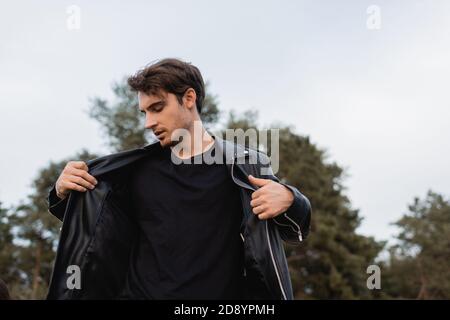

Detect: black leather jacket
[46, 136, 311, 300]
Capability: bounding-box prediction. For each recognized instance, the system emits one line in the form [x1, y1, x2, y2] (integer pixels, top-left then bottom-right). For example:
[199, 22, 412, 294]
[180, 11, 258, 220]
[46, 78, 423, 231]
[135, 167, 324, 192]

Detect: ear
[182, 88, 197, 111]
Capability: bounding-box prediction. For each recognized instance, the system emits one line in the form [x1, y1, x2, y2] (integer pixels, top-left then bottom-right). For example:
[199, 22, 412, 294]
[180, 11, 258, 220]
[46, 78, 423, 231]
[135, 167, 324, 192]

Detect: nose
[145, 114, 157, 130]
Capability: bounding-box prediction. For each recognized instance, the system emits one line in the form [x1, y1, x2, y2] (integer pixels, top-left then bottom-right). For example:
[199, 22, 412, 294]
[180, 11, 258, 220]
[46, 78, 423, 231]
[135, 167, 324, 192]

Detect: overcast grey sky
[1, 0, 449, 243]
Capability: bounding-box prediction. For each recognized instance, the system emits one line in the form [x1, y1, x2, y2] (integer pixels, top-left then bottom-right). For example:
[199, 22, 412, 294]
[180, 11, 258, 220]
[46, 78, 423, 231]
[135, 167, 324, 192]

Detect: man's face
[138, 90, 192, 147]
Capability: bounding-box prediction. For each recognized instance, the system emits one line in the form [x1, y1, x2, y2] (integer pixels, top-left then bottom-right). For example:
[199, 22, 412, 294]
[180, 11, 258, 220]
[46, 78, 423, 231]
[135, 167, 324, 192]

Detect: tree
[0, 202, 20, 296]
[383, 191, 450, 299]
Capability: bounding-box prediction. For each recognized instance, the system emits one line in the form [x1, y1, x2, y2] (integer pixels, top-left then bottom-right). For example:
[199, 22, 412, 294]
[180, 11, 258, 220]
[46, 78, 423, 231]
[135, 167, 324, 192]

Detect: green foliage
[0, 203, 20, 292]
[88, 79, 145, 152]
[199, 81, 221, 128]
[383, 191, 450, 299]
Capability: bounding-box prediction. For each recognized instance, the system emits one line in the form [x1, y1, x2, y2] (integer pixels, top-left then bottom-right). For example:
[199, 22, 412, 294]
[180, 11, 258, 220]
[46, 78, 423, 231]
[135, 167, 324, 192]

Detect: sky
[1, 0, 449, 243]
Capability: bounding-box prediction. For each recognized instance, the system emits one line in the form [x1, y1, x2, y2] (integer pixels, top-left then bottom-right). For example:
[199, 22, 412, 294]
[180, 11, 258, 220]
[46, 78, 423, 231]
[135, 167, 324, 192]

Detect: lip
[154, 130, 165, 138]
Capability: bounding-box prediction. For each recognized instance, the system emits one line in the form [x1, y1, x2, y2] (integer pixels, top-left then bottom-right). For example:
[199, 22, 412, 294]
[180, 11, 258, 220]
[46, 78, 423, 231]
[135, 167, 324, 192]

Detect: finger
[69, 167, 97, 185]
[251, 188, 265, 199]
[252, 205, 266, 215]
[64, 181, 87, 193]
[250, 197, 264, 208]
[70, 176, 95, 190]
[257, 212, 271, 220]
[69, 161, 88, 171]
[248, 175, 271, 188]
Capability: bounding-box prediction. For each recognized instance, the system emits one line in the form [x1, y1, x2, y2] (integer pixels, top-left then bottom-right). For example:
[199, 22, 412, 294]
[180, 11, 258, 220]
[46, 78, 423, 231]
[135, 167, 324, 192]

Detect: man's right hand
[55, 161, 98, 200]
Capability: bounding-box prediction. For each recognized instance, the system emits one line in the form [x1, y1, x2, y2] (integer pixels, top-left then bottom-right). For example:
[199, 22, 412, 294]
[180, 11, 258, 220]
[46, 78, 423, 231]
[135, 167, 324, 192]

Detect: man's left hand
[248, 175, 294, 220]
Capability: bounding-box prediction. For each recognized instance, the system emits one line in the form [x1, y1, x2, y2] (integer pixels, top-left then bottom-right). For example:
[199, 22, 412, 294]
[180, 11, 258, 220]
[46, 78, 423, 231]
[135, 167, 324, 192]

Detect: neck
[171, 120, 214, 159]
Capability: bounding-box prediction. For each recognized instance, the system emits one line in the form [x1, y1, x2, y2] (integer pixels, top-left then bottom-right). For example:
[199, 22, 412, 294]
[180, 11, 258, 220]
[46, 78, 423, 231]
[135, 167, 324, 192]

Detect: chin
[158, 139, 169, 147]
[158, 138, 175, 148]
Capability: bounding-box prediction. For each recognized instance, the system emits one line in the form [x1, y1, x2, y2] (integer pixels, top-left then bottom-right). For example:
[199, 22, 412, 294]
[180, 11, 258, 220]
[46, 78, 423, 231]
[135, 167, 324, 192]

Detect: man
[47, 58, 311, 300]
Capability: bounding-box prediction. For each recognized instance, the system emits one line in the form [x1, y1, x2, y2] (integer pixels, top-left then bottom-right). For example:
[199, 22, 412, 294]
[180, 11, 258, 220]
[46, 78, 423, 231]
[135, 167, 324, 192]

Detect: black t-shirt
[121, 145, 245, 299]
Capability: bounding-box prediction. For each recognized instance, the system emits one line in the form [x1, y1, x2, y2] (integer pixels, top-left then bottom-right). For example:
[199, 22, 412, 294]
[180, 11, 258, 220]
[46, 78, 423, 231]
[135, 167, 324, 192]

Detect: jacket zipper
[273, 213, 303, 242]
[265, 220, 287, 300]
[240, 232, 247, 277]
[283, 213, 303, 242]
[231, 153, 287, 300]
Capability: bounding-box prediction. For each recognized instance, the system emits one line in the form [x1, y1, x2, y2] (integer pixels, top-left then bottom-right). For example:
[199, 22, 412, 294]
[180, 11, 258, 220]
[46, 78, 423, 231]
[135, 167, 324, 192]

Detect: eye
[151, 105, 164, 113]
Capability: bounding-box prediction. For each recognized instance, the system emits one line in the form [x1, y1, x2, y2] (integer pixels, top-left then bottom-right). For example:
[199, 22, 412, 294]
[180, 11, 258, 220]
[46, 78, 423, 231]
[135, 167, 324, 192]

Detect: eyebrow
[140, 100, 165, 112]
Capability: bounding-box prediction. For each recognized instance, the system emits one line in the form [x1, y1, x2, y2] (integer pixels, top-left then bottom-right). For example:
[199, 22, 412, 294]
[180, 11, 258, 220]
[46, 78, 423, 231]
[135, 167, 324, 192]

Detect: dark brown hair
[127, 58, 205, 114]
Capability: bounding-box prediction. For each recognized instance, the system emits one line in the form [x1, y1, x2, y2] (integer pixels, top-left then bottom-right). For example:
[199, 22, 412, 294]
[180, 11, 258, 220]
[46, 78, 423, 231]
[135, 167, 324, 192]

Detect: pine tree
[384, 191, 450, 299]
[0, 202, 20, 297]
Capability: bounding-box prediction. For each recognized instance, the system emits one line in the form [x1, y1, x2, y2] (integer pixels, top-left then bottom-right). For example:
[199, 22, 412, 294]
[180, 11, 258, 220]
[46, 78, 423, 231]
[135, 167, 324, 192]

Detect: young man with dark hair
[47, 58, 312, 300]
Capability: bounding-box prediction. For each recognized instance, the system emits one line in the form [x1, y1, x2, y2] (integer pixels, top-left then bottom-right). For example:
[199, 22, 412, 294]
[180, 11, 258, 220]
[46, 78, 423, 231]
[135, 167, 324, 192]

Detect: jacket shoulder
[86, 142, 161, 177]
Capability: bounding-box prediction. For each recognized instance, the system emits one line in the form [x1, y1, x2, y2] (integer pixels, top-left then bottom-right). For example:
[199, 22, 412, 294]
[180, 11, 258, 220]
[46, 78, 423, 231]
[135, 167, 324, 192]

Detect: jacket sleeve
[47, 185, 69, 222]
[258, 152, 312, 244]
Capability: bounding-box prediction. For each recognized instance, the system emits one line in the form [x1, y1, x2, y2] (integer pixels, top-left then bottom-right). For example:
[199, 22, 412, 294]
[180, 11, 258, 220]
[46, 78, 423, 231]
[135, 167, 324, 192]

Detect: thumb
[248, 175, 271, 188]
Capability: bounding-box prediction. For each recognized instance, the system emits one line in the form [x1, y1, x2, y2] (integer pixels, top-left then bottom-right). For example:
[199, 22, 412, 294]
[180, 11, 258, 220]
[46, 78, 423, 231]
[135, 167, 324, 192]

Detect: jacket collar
[86, 132, 250, 178]
[211, 133, 249, 162]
